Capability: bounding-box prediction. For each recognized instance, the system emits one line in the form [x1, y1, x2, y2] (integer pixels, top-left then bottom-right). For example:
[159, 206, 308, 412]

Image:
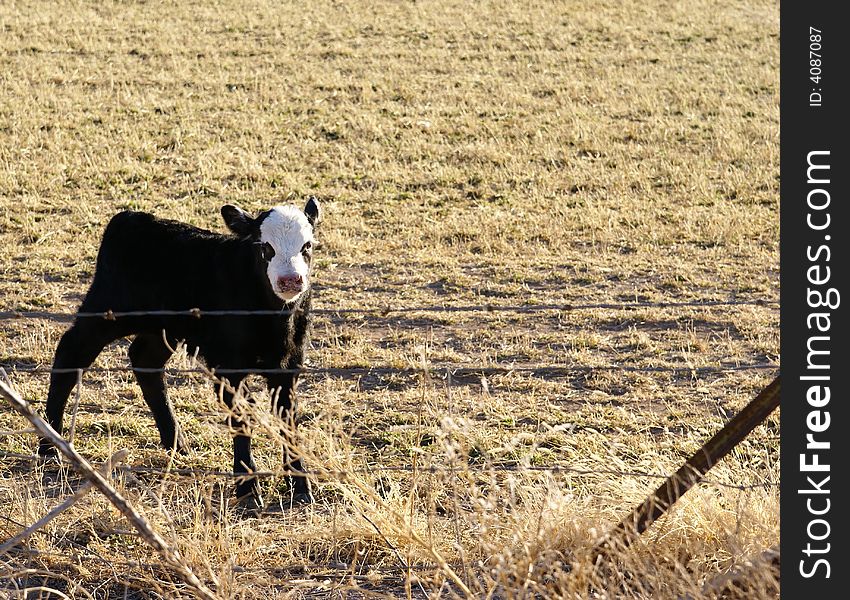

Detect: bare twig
[0, 449, 129, 555]
[0, 429, 36, 437]
[0, 379, 219, 600]
[587, 376, 780, 564]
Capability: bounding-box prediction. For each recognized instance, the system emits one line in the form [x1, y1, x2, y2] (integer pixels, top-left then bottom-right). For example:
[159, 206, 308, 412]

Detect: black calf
[39, 198, 322, 509]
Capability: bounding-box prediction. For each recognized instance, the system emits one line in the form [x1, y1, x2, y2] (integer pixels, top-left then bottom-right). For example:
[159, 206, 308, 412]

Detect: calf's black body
[39, 203, 319, 507]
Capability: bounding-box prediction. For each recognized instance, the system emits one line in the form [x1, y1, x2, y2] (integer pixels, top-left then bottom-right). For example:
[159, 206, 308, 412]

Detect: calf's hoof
[37, 439, 59, 459]
[291, 491, 314, 506]
[261, 492, 313, 513]
[233, 492, 264, 514]
[161, 432, 190, 455]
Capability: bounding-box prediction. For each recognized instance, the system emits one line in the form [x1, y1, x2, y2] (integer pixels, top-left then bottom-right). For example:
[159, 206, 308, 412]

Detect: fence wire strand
[0, 449, 778, 492]
[2, 545, 446, 578]
[3, 362, 778, 377]
[0, 298, 778, 324]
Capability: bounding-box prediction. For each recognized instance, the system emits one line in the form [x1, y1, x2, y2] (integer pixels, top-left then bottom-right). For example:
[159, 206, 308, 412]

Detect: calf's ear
[221, 205, 254, 236]
[304, 196, 322, 228]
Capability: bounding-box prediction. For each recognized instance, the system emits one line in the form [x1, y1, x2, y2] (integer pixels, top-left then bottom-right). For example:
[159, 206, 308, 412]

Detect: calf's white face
[258, 206, 314, 301]
[221, 198, 321, 304]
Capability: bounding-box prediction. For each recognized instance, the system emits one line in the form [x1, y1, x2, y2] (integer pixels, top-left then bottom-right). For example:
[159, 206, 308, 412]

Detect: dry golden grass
[1, 0, 778, 598]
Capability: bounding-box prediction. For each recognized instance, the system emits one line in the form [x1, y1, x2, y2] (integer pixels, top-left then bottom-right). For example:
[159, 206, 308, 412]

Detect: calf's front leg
[215, 374, 263, 510]
[267, 372, 313, 505]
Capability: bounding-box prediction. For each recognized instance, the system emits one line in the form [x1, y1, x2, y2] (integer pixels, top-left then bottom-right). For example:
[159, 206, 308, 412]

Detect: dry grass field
[1, 1, 779, 598]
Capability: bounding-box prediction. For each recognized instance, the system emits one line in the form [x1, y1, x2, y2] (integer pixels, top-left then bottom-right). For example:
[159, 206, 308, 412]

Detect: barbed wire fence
[0, 297, 779, 323]
[0, 299, 780, 598]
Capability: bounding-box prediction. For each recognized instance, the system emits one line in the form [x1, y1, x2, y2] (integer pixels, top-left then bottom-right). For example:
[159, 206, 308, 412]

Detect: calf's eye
[260, 242, 275, 261]
[301, 241, 312, 254]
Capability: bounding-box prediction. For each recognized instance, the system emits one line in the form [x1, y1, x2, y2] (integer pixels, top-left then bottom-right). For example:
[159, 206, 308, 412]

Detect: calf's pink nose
[277, 274, 303, 289]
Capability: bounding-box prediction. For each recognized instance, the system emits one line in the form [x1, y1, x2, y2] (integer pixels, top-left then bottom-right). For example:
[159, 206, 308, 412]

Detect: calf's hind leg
[128, 334, 187, 453]
[39, 320, 117, 455]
